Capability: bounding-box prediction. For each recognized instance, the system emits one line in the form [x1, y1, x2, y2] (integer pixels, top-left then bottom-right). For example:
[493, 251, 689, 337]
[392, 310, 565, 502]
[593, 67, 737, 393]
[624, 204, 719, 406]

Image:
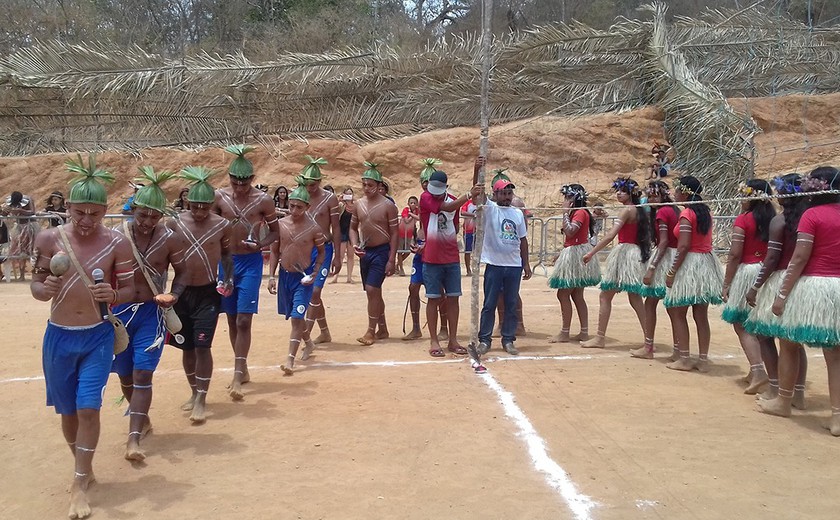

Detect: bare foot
[792, 390, 807, 410]
[140, 419, 153, 440]
[401, 329, 422, 341]
[694, 358, 712, 373]
[313, 331, 332, 344]
[757, 387, 778, 401]
[229, 381, 244, 401]
[666, 358, 695, 371]
[375, 329, 389, 340]
[744, 372, 769, 395]
[630, 346, 654, 359]
[189, 400, 206, 424]
[240, 368, 250, 384]
[357, 331, 376, 345]
[438, 329, 449, 341]
[124, 438, 146, 462]
[571, 332, 590, 342]
[548, 332, 571, 344]
[180, 394, 197, 412]
[280, 364, 295, 376]
[757, 396, 792, 417]
[826, 415, 840, 436]
[668, 350, 680, 362]
[68, 477, 93, 519]
[300, 340, 315, 361]
[738, 372, 751, 384]
[345, 278, 354, 284]
[580, 336, 605, 349]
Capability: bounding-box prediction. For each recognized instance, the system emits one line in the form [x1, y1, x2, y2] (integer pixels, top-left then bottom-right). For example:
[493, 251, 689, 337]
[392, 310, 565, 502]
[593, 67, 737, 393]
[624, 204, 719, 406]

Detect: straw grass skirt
[663, 252, 723, 308]
[744, 275, 840, 348]
[721, 262, 761, 325]
[638, 246, 676, 299]
[743, 271, 783, 338]
[548, 243, 601, 290]
[599, 243, 646, 295]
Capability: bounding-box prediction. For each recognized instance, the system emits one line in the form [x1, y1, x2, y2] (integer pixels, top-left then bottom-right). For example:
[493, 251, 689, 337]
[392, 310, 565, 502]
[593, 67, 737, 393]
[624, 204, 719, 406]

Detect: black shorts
[168, 283, 221, 350]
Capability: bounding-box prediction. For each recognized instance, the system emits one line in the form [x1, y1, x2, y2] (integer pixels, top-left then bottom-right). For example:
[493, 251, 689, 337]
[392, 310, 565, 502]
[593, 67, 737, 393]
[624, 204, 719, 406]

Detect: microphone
[92, 268, 109, 320]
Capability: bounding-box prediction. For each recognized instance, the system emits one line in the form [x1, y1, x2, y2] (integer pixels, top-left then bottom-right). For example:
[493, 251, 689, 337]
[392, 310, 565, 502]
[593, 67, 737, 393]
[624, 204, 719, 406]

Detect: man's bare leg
[181, 350, 198, 411]
[124, 370, 154, 461]
[191, 348, 213, 424]
[227, 313, 253, 401]
[305, 287, 332, 344]
[426, 297, 444, 355]
[581, 290, 616, 348]
[402, 283, 423, 340]
[282, 318, 306, 375]
[375, 312, 389, 339]
[445, 295, 463, 352]
[357, 286, 382, 345]
[438, 303, 449, 341]
[68, 409, 99, 519]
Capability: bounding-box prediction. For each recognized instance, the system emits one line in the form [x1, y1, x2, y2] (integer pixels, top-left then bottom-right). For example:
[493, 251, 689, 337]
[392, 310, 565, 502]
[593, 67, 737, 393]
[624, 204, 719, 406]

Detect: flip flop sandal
[448, 346, 468, 355]
[429, 348, 445, 358]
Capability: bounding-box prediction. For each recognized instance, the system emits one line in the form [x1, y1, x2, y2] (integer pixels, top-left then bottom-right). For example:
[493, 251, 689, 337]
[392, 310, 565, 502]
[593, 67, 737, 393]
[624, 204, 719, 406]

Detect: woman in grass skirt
[548, 184, 601, 343]
[663, 176, 723, 372]
[580, 178, 651, 348]
[632, 180, 679, 359]
[744, 174, 808, 405]
[756, 167, 840, 435]
[721, 179, 775, 393]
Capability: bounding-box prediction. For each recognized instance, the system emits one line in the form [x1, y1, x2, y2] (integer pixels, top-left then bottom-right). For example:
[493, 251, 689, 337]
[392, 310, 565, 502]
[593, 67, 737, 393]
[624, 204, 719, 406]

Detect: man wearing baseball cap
[418, 165, 482, 358]
[475, 172, 531, 356]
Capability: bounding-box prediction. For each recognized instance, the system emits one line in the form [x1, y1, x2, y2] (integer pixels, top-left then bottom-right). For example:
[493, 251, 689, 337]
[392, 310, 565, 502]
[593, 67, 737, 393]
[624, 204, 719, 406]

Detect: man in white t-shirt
[476, 179, 531, 355]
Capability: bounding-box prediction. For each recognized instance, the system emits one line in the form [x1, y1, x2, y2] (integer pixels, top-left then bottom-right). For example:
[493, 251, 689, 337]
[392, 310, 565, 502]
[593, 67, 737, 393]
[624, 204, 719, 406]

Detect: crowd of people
[22, 143, 840, 518]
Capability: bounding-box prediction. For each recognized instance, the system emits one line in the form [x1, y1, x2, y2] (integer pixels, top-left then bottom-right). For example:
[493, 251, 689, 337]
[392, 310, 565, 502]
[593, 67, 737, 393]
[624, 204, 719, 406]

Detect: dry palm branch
[0, 2, 838, 201]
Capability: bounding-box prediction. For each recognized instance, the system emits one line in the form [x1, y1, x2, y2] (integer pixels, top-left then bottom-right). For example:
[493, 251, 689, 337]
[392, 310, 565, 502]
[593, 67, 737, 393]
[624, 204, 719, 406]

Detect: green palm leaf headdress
[289, 185, 311, 204]
[66, 153, 115, 205]
[298, 155, 328, 183]
[361, 161, 383, 182]
[133, 166, 175, 213]
[179, 166, 217, 204]
[225, 144, 256, 178]
[491, 167, 510, 184]
[419, 158, 441, 183]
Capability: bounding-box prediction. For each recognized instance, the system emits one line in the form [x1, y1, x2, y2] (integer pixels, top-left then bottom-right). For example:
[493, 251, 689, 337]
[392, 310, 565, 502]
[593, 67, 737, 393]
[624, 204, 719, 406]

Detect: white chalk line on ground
[478, 370, 597, 520]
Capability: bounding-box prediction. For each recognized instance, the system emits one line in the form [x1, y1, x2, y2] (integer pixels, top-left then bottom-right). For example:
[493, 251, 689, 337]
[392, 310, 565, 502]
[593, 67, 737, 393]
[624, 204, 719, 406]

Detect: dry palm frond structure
[1, 3, 839, 201]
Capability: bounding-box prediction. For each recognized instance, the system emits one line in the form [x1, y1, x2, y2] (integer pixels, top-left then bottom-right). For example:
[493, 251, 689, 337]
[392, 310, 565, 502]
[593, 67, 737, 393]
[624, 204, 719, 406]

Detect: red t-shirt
[734, 212, 767, 264]
[420, 191, 460, 264]
[676, 208, 713, 253]
[564, 210, 590, 247]
[655, 205, 679, 248]
[798, 203, 840, 277]
[618, 220, 638, 244]
[461, 201, 476, 234]
[399, 207, 415, 239]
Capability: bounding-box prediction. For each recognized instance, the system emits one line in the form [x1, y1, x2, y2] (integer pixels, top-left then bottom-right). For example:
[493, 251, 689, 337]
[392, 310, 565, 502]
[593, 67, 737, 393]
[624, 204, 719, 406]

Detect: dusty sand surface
[2, 266, 840, 519]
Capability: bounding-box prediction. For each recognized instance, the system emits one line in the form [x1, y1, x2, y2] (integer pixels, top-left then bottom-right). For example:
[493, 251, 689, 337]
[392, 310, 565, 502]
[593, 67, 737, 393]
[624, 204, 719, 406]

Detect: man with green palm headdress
[350, 161, 399, 345]
[212, 145, 280, 401]
[296, 156, 341, 350]
[111, 166, 189, 462]
[30, 154, 135, 520]
[168, 166, 234, 425]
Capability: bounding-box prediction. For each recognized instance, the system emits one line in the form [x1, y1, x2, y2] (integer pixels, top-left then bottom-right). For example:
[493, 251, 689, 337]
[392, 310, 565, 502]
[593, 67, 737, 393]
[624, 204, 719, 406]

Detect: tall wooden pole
[471, 0, 493, 347]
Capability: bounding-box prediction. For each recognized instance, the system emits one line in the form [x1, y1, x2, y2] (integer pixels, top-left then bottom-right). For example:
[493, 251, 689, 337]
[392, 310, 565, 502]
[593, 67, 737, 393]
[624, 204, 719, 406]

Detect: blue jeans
[479, 264, 522, 345]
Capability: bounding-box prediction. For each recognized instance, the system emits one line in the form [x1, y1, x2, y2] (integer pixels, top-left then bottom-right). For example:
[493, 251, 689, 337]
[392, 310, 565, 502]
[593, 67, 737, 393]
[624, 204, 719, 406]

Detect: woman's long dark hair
[678, 175, 712, 235]
[613, 178, 651, 262]
[273, 185, 289, 209]
[563, 184, 596, 238]
[745, 179, 775, 242]
[776, 174, 807, 238]
[646, 180, 678, 246]
[807, 166, 840, 207]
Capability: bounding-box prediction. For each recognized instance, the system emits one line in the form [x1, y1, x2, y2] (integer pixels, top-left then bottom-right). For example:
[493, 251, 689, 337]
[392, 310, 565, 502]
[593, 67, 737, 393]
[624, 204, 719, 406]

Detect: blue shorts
[464, 233, 474, 253]
[410, 240, 424, 285]
[423, 262, 462, 299]
[278, 268, 314, 320]
[311, 242, 334, 289]
[111, 301, 166, 376]
[219, 251, 263, 315]
[43, 320, 114, 415]
[361, 243, 390, 289]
